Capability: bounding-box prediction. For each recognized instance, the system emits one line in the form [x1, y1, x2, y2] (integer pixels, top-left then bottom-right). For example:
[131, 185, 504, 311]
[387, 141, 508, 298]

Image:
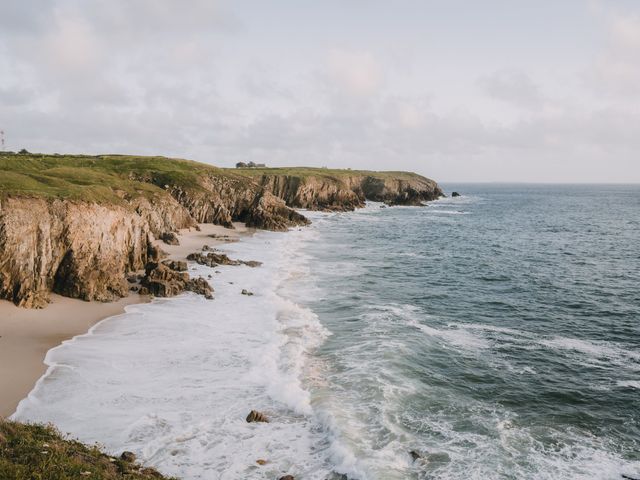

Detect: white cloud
[326, 49, 383, 97]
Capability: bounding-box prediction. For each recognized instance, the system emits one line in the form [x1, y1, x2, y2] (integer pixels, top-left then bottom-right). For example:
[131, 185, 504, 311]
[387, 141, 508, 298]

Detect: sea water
[13, 184, 640, 479]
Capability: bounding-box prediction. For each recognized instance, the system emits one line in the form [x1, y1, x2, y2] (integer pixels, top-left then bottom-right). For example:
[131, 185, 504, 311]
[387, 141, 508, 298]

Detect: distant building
[236, 161, 266, 168]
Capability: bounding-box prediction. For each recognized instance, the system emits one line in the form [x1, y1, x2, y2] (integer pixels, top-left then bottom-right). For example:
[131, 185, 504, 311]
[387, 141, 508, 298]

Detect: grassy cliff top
[0, 152, 429, 202]
[0, 152, 225, 202]
[228, 166, 427, 181]
[0, 419, 177, 480]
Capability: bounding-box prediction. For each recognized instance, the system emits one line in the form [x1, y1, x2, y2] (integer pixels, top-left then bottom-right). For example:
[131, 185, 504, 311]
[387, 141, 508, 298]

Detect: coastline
[0, 222, 249, 418]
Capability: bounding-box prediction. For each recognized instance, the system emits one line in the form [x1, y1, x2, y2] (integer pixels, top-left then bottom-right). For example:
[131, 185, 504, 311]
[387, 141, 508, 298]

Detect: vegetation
[228, 166, 424, 181]
[0, 151, 425, 203]
[0, 419, 177, 480]
[0, 152, 227, 203]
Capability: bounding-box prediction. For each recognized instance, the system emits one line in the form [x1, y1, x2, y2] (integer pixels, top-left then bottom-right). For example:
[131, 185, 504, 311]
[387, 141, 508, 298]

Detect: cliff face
[251, 171, 443, 211]
[0, 197, 152, 308]
[0, 154, 442, 308]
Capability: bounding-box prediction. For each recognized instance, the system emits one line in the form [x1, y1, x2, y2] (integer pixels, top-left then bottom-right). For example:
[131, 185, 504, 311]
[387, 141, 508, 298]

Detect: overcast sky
[1, 1, 639, 182]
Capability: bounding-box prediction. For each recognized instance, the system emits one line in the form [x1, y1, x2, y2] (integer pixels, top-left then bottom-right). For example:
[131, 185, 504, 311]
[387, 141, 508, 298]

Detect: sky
[1, 0, 639, 182]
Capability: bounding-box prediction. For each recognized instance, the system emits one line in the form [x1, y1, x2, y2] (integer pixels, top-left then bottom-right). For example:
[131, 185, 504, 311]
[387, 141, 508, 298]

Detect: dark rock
[207, 274, 212, 279]
[140, 262, 213, 300]
[202, 244, 210, 251]
[622, 476, 640, 480]
[256, 459, 267, 465]
[126, 274, 138, 283]
[451, 191, 461, 197]
[241, 289, 254, 296]
[187, 277, 213, 300]
[409, 450, 422, 461]
[138, 286, 150, 295]
[162, 260, 187, 272]
[120, 451, 136, 462]
[246, 410, 269, 423]
[187, 252, 262, 268]
[278, 476, 295, 480]
[129, 285, 139, 292]
[194, 224, 201, 231]
[161, 232, 180, 245]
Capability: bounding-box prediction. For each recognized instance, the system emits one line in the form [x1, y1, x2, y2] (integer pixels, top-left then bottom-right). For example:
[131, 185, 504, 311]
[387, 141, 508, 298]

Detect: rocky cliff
[233, 168, 443, 211]
[0, 154, 442, 308]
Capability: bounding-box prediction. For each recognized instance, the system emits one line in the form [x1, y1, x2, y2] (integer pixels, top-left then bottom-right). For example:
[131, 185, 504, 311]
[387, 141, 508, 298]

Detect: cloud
[0, 1, 638, 183]
[590, 12, 640, 97]
[477, 69, 543, 109]
[326, 49, 383, 97]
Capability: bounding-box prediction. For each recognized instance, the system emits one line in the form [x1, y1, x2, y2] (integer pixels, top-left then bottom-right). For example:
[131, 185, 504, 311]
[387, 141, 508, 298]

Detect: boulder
[241, 289, 254, 296]
[256, 459, 267, 465]
[246, 410, 269, 423]
[161, 232, 180, 245]
[120, 451, 136, 462]
[140, 262, 213, 300]
[451, 191, 461, 197]
[409, 450, 422, 461]
[187, 277, 213, 300]
[278, 476, 295, 480]
[187, 252, 262, 268]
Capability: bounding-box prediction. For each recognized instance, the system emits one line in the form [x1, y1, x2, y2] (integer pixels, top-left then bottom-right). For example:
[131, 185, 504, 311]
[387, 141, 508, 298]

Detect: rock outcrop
[0, 197, 151, 308]
[140, 262, 213, 300]
[246, 410, 269, 423]
[187, 252, 262, 268]
[250, 171, 443, 211]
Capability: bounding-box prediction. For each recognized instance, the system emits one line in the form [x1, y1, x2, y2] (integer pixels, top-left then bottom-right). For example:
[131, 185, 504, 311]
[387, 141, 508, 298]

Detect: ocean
[13, 184, 640, 479]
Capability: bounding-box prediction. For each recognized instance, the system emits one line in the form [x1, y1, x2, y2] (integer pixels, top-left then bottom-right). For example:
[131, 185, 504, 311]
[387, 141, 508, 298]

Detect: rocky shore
[0, 153, 443, 310]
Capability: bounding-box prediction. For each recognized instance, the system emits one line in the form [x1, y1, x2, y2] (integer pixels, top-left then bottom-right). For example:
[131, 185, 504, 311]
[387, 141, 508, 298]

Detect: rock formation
[247, 170, 443, 211]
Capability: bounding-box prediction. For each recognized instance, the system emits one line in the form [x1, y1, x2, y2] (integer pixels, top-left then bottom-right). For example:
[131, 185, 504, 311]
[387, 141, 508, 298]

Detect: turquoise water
[293, 185, 640, 479]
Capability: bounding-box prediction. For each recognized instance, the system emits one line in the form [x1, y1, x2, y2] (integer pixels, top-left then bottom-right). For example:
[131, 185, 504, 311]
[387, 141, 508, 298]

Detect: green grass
[0, 419, 177, 479]
[228, 166, 423, 181]
[0, 152, 425, 203]
[0, 152, 228, 203]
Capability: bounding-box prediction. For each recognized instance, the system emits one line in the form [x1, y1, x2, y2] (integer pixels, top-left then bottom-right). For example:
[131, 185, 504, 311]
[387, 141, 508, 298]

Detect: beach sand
[0, 223, 249, 418]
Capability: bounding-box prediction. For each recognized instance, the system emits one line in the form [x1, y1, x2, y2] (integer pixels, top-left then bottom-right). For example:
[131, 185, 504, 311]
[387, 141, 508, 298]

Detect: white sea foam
[617, 380, 640, 389]
[13, 227, 336, 479]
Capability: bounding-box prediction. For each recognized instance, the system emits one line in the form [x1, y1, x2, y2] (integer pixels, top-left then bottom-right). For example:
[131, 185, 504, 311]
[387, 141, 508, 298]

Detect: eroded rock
[187, 252, 262, 268]
[246, 410, 269, 423]
[161, 231, 180, 245]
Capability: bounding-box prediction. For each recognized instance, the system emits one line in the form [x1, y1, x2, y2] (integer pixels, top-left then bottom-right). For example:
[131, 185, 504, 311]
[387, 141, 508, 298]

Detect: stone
[256, 459, 267, 465]
[246, 410, 269, 423]
[161, 232, 180, 245]
[162, 260, 187, 272]
[409, 450, 422, 461]
[278, 476, 295, 480]
[451, 191, 461, 197]
[241, 289, 254, 296]
[120, 451, 136, 462]
[187, 277, 214, 300]
[140, 262, 213, 300]
[187, 251, 262, 268]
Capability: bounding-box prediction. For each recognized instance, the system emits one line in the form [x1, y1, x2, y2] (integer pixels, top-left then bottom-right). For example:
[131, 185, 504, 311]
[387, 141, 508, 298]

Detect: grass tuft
[0, 418, 178, 480]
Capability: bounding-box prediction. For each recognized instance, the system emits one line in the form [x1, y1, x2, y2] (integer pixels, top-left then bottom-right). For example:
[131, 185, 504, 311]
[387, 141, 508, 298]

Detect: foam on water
[13, 228, 336, 479]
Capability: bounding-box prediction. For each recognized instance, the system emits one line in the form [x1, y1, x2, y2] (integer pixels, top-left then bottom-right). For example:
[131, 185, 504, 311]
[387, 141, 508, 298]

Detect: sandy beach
[0, 223, 249, 418]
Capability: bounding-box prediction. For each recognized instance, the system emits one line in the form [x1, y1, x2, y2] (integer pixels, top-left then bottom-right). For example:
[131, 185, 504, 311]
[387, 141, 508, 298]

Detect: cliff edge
[0, 153, 442, 308]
